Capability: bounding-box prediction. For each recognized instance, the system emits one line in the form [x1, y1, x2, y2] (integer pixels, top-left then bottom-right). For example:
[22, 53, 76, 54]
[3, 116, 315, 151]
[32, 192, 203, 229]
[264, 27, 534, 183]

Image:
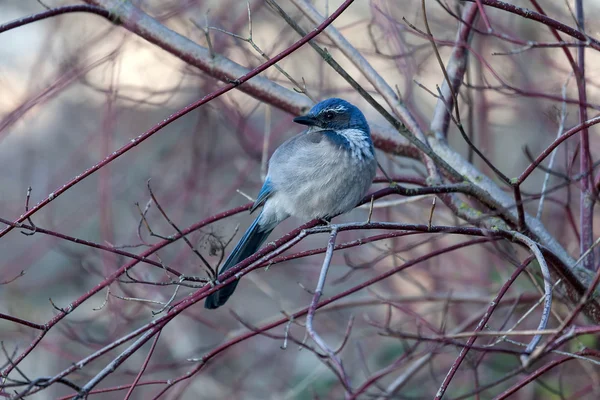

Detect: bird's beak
[293, 115, 318, 126]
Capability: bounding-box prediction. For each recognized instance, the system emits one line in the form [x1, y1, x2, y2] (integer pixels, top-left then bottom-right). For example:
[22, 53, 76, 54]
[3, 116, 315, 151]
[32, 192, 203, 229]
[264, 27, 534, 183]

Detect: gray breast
[268, 132, 376, 220]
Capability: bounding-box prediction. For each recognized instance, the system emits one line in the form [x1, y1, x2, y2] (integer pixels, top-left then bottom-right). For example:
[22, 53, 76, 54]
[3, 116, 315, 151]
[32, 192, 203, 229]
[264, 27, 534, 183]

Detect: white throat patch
[339, 128, 373, 160]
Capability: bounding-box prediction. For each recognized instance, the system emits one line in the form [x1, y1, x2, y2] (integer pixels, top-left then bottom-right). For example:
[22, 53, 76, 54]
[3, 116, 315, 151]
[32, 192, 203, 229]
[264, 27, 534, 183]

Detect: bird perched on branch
[205, 98, 377, 309]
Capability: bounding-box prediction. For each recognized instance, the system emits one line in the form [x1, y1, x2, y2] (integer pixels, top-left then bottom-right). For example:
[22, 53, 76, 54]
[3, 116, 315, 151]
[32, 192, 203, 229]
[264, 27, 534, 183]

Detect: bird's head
[293, 98, 369, 134]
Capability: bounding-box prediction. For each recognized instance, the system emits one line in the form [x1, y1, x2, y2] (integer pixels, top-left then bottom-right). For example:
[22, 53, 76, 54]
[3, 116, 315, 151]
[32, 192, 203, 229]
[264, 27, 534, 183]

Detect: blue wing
[250, 177, 274, 214]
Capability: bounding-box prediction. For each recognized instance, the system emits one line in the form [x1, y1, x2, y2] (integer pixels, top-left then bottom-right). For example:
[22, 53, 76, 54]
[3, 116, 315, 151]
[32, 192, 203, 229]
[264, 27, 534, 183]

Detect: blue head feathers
[293, 98, 370, 134]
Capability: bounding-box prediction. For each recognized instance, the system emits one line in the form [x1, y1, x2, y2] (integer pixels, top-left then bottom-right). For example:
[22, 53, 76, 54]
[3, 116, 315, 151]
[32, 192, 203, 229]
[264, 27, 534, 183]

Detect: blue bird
[205, 98, 377, 309]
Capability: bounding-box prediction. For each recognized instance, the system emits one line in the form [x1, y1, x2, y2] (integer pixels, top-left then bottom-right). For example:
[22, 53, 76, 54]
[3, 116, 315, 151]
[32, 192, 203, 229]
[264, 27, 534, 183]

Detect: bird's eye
[323, 111, 335, 120]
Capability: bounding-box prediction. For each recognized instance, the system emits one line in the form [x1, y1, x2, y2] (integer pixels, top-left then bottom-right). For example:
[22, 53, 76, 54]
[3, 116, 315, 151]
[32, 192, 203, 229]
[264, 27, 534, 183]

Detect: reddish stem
[472, 0, 600, 50]
[517, 116, 600, 185]
[0, 5, 109, 34]
[434, 255, 534, 399]
[494, 350, 599, 399]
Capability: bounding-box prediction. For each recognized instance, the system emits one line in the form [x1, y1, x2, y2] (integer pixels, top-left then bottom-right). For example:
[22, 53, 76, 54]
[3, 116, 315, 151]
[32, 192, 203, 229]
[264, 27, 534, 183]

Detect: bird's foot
[319, 217, 332, 226]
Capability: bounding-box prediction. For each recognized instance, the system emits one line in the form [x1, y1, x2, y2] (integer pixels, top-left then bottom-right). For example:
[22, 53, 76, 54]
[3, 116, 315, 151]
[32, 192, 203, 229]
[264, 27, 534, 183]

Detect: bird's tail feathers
[204, 214, 275, 309]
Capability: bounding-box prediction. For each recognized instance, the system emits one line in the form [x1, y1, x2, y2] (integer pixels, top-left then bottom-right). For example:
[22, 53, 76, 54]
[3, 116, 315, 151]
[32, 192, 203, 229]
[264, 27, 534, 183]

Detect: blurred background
[1, 0, 600, 399]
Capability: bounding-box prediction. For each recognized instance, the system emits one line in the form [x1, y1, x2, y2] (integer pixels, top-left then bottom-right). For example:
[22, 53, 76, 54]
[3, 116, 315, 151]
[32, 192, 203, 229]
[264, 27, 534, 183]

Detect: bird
[205, 98, 377, 309]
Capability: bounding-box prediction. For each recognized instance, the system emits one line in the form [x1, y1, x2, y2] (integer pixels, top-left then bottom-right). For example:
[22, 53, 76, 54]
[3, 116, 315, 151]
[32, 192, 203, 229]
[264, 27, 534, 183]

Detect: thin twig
[537, 74, 571, 218]
[305, 227, 352, 394]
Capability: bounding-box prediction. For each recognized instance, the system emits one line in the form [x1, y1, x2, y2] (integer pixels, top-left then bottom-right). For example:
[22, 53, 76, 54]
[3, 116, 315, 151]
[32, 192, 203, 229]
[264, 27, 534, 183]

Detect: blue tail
[204, 214, 275, 309]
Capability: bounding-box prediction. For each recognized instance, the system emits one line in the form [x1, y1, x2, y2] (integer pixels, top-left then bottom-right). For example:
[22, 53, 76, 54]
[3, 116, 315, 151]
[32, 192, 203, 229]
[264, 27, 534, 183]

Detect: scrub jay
[205, 98, 377, 309]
